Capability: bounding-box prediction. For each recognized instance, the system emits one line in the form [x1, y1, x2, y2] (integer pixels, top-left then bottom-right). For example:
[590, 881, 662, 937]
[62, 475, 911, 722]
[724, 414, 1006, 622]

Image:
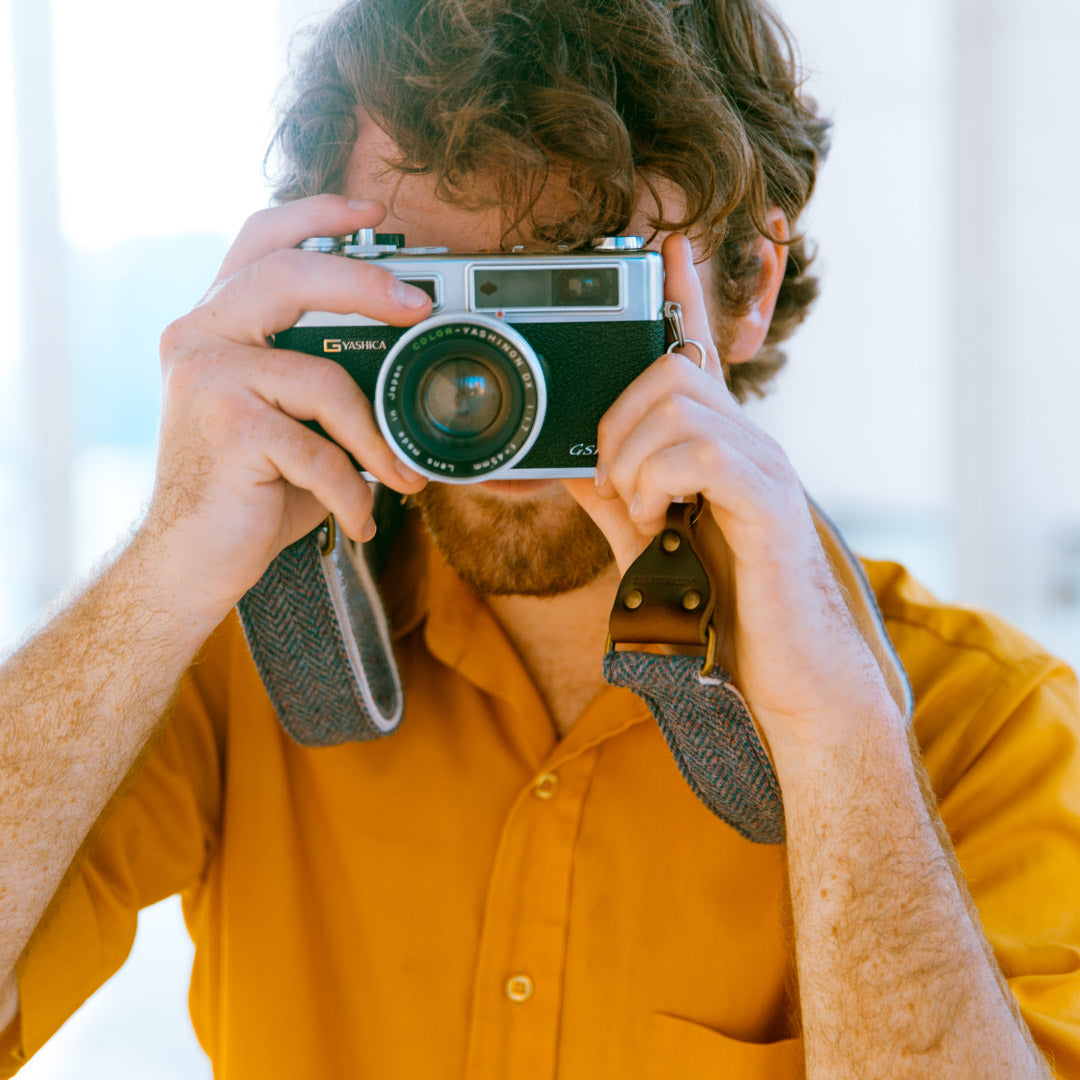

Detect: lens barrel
[375, 314, 546, 482]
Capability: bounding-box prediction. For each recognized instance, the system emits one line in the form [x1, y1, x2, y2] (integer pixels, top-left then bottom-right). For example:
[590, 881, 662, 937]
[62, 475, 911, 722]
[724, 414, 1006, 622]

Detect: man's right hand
[146, 194, 431, 626]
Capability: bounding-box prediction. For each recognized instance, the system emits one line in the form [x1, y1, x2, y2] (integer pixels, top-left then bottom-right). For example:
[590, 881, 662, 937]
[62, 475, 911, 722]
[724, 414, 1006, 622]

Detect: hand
[565, 234, 900, 765]
[144, 195, 431, 623]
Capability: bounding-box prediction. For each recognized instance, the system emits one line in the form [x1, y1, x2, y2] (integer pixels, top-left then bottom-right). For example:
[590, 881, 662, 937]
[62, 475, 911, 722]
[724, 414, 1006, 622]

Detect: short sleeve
[927, 657, 1080, 1077]
[0, 621, 230, 1075]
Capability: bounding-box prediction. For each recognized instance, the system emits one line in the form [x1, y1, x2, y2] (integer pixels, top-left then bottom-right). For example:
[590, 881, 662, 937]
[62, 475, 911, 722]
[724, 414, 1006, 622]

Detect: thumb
[562, 478, 651, 575]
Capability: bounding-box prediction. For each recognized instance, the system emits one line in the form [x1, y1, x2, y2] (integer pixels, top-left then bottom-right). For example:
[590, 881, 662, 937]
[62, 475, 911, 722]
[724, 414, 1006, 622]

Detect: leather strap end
[608, 498, 717, 650]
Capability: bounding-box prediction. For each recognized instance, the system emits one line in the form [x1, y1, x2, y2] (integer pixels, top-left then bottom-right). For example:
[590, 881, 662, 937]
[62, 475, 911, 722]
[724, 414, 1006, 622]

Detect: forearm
[775, 714, 1050, 1079]
[0, 530, 222, 996]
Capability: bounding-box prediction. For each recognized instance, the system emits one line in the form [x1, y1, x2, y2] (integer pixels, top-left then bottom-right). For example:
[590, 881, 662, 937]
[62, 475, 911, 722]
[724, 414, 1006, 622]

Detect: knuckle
[656, 349, 688, 378]
[159, 315, 196, 366]
[208, 391, 257, 437]
[595, 412, 617, 452]
[308, 192, 347, 215]
[239, 206, 276, 239]
[756, 426, 784, 460]
[772, 441, 796, 478]
[255, 247, 303, 288]
[310, 359, 368, 415]
[381, 271, 400, 306]
[349, 262, 398, 306]
[316, 356, 360, 398]
[691, 436, 724, 472]
[656, 393, 692, 424]
[636, 455, 661, 491]
[162, 348, 214, 398]
[759, 436, 796, 487]
[319, 442, 353, 485]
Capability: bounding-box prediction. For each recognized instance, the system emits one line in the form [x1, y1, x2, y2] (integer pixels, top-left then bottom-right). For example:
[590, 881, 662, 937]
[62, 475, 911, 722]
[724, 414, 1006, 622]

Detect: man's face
[344, 121, 722, 597]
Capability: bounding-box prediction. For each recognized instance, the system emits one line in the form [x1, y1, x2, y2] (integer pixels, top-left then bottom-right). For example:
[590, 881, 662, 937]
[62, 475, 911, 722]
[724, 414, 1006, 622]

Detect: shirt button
[533, 772, 559, 800]
[505, 974, 534, 1003]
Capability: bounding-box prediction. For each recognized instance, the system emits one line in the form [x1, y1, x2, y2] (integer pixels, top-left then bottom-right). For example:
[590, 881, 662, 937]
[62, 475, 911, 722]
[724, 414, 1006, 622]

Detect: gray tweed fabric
[603, 651, 785, 844]
[236, 529, 402, 746]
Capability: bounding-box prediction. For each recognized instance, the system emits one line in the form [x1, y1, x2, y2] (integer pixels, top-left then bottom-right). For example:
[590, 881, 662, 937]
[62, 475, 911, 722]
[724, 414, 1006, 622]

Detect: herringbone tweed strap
[603, 651, 785, 844]
[235, 526, 403, 746]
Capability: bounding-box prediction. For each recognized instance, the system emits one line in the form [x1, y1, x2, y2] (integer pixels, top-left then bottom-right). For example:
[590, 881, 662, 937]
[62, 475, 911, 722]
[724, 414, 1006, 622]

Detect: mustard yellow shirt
[4, 537, 1080, 1078]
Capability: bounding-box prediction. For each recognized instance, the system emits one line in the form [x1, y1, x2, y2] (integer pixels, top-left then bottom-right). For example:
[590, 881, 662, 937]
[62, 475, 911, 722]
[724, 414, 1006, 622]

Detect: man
[1, 0, 1078, 1076]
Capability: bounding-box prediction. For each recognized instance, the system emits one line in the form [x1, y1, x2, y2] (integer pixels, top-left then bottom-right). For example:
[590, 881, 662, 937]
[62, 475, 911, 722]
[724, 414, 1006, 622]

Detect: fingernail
[361, 518, 377, 542]
[395, 460, 424, 484]
[397, 281, 430, 308]
[347, 198, 378, 211]
[629, 494, 642, 519]
[594, 459, 608, 489]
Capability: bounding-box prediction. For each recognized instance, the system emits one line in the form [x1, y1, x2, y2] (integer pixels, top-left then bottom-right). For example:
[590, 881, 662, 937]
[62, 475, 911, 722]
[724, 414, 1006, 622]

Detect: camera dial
[590, 235, 645, 251]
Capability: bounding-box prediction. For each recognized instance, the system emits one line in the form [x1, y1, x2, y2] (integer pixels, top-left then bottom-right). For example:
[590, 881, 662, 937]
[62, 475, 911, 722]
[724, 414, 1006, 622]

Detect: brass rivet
[681, 590, 702, 611]
[623, 589, 644, 610]
[661, 530, 681, 552]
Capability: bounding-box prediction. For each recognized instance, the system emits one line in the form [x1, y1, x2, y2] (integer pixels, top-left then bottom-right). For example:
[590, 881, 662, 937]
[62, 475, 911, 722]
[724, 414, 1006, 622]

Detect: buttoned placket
[463, 742, 592, 1078]
[459, 700, 651, 1078]
[418, 541, 650, 1078]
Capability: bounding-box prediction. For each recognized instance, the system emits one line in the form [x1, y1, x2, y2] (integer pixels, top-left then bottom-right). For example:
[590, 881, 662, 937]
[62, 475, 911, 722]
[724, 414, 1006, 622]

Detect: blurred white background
[3, 0, 1079, 1074]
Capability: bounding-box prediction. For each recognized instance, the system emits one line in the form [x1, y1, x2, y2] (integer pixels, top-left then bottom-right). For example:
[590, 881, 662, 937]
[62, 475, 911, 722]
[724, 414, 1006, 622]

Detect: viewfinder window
[472, 267, 619, 309]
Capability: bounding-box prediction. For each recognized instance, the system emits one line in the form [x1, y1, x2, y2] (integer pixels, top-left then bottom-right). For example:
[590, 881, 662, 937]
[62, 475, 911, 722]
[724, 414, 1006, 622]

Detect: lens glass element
[419, 357, 503, 436]
[376, 315, 546, 481]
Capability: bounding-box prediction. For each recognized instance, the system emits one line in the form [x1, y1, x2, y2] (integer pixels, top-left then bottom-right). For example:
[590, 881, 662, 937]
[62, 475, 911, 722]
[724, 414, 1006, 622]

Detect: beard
[412, 483, 614, 597]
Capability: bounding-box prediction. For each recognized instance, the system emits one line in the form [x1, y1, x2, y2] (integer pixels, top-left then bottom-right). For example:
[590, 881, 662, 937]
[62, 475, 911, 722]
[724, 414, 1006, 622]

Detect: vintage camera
[276, 230, 669, 482]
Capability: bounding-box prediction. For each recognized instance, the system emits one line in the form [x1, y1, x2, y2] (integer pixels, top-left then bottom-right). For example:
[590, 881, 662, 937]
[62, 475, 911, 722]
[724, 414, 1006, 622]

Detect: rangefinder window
[471, 266, 620, 310]
[552, 268, 620, 308]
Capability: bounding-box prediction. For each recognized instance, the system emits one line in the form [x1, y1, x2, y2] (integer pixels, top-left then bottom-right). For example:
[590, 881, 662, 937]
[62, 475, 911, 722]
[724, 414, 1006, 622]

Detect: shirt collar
[376, 497, 913, 726]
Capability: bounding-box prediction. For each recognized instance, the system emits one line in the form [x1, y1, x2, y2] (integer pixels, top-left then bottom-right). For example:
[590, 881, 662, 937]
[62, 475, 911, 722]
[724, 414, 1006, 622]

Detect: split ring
[663, 337, 708, 370]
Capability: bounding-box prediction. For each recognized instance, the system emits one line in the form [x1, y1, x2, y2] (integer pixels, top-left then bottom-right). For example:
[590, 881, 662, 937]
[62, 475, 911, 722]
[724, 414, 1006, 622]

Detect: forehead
[343, 118, 682, 255]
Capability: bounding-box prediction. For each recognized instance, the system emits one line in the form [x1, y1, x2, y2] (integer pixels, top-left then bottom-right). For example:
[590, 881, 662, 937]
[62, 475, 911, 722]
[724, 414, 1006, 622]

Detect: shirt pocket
[648, 1012, 803, 1080]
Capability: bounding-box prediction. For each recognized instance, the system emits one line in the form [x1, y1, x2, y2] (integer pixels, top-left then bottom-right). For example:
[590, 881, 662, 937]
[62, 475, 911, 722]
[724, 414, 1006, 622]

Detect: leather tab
[608, 499, 716, 648]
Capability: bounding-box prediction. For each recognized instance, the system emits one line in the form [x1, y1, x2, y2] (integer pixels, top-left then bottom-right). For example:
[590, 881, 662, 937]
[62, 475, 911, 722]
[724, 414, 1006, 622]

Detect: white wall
[751, 0, 952, 525]
[951, 0, 1080, 647]
[750, 0, 1080, 665]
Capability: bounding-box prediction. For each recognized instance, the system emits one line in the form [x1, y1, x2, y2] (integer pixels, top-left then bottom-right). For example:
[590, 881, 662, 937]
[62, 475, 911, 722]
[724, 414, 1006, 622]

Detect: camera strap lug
[662, 301, 708, 369]
[663, 300, 687, 349]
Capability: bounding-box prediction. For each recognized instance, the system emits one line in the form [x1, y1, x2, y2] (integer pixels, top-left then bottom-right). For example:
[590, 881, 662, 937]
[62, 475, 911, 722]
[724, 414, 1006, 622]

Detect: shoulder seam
[881, 608, 1068, 676]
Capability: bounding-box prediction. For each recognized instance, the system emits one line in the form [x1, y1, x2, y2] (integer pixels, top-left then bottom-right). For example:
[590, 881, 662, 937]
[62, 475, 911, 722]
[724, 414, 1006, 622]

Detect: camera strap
[236, 515, 403, 747]
[603, 494, 914, 844]
[235, 479, 910, 846]
[601, 496, 790, 843]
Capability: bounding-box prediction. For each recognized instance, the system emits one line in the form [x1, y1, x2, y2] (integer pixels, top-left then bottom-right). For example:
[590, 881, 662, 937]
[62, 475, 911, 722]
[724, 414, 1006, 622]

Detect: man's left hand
[565, 233, 901, 769]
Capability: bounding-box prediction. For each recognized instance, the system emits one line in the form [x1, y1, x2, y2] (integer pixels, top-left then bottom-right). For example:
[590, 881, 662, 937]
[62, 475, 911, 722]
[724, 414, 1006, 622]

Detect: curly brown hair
[268, 0, 831, 400]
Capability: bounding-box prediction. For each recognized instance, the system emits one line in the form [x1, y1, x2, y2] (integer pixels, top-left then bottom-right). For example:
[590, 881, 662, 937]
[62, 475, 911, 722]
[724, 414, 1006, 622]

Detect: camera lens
[375, 314, 546, 482]
[419, 357, 505, 437]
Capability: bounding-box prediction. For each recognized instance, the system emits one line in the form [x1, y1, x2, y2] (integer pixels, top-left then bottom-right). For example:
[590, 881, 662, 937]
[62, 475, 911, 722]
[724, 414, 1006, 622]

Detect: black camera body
[276, 231, 668, 482]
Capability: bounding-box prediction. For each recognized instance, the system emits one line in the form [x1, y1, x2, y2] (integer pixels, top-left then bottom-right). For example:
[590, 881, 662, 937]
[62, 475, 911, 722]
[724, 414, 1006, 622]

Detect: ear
[727, 208, 790, 365]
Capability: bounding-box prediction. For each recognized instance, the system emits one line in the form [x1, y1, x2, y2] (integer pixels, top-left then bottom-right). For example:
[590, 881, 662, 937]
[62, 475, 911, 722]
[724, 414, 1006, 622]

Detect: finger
[562, 477, 651, 575]
[179, 343, 427, 493]
[278, 484, 338, 547]
[213, 195, 388, 285]
[593, 350, 749, 500]
[661, 233, 726, 381]
[605, 395, 773, 518]
[261, 410, 378, 542]
[195, 246, 432, 345]
[243, 346, 428, 491]
[625, 437, 767, 538]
